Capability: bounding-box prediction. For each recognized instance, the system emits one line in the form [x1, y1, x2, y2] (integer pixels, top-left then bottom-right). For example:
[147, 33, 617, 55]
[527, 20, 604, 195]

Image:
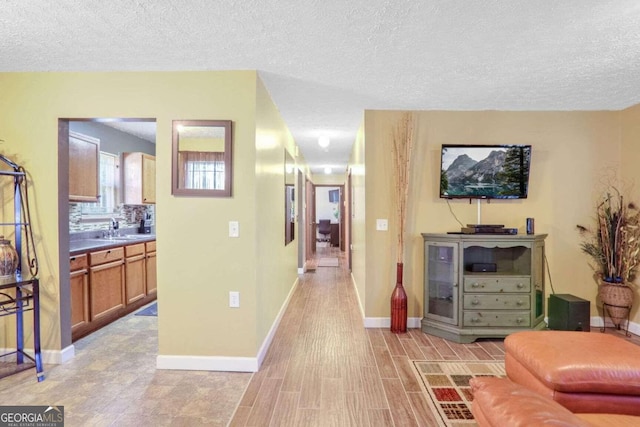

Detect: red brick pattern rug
[413, 360, 506, 427]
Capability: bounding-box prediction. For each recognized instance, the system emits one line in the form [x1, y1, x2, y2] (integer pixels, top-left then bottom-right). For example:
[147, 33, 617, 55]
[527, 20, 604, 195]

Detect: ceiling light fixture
[318, 136, 330, 148]
[324, 167, 332, 175]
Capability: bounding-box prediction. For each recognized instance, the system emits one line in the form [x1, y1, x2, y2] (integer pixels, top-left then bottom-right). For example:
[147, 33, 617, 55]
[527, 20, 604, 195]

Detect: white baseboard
[0, 345, 75, 364]
[590, 316, 640, 335]
[157, 355, 258, 372]
[157, 277, 300, 373]
[298, 267, 305, 274]
[255, 277, 299, 368]
[364, 317, 421, 329]
[350, 273, 365, 320]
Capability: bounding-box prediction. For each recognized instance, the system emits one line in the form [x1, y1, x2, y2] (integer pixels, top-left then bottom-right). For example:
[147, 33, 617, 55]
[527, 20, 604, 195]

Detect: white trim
[255, 277, 299, 368]
[364, 317, 421, 328]
[157, 355, 258, 372]
[298, 267, 305, 274]
[350, 273, 365, 319]
[591, 316, 640, 335]
[48, 345, 76, 364]
[156, 277, 300, 373]
[0, 345, 75, 364]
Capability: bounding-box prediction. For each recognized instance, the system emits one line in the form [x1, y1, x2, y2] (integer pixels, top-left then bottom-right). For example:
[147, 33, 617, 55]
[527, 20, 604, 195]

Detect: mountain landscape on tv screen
[441, 148, 529, 198]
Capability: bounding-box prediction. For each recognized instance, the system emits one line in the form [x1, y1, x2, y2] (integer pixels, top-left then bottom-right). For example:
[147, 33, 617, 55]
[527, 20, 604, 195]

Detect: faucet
[108, 218, 119, 237]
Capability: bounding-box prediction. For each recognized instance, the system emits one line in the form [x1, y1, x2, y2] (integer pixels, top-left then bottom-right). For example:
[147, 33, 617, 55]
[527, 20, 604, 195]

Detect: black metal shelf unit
[0, 155, 43, 382]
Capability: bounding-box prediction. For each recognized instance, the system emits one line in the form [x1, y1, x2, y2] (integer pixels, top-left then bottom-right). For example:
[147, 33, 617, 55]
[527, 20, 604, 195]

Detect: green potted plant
[577, 187, 640, 328]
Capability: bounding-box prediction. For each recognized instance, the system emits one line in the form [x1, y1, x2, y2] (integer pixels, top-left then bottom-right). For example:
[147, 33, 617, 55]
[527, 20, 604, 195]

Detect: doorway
[313, 185, 345, 253]
[58, 118, 157, 348]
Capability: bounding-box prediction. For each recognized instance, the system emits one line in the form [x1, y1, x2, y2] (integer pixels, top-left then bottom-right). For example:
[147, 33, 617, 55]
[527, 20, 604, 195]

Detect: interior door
[347, 169, 353, 271]
[305, 178, 316, 262]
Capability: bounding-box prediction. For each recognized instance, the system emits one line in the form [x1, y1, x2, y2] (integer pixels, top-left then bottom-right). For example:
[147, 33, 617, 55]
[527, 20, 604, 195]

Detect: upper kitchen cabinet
[123, 152, 156, 204]
[69, 131, 100, 202]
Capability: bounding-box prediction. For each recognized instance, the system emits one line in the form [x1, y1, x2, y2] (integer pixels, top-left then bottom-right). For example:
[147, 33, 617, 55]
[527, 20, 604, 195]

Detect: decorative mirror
[284, 149, 296, 245]
[172, 120, 232, 197]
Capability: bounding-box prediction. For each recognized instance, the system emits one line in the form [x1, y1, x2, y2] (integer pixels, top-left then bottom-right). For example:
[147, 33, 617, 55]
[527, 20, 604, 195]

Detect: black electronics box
[470, 263, 497, 273]
[461, 227, 518, 235]
[548, 294, 590, 332]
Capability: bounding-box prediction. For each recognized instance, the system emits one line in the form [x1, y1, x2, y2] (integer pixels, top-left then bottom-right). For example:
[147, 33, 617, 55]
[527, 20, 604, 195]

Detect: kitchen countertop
[70, 234, 156, 256]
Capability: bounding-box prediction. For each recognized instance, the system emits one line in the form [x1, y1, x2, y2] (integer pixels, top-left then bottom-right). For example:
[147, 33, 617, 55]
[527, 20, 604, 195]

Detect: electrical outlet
[229, 291, 240, 308]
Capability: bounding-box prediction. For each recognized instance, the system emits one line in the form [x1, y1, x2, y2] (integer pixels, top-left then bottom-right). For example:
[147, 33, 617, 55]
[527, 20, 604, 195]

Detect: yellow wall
[360, 110, 624, 321]
[620, 103, 640, 322]
[0, 71, 299, 359]
[254, 76, 299, 343]
[349, 123, 366, 315]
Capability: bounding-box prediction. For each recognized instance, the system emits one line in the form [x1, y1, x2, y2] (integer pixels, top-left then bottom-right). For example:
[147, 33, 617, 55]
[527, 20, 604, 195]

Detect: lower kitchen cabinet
[89, 248, 125, 322]
[71, 240, 156, 342]
[70, 254, 90, 334]
[125, 244, 146, 304]
[145, 241, 157, 295]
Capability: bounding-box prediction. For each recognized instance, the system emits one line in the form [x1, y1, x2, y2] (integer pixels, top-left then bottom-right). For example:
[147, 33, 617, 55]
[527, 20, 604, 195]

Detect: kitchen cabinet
[70, 254, 90, 337]
[145, 240, 157, 294]
[89, 247, 125, 322]
[125, 243, 146, 304]
[69, 131, 100, 202]
[421, 233, 547, 343]
[123, 152, 156, 204]
[70, 239, 156, 341]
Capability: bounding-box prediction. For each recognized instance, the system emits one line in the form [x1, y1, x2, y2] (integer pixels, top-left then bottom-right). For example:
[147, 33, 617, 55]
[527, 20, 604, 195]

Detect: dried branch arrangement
[391, 113, 415, 264]
[577, 186, 640, 284]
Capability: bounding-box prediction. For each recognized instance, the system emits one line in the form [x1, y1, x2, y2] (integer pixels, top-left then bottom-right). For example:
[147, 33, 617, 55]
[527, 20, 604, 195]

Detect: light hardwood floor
[230, 246, 506, 426]
[2, 245, 638, 426]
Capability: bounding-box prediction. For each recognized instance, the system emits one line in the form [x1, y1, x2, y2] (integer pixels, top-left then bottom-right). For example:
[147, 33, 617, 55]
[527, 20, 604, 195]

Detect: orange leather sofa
[504, 330, 640, 415]
[470, 377, 640, 427]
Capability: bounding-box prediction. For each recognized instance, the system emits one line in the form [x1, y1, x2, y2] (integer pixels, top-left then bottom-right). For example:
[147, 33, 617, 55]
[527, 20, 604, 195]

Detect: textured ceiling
[3, 0, 640, 175]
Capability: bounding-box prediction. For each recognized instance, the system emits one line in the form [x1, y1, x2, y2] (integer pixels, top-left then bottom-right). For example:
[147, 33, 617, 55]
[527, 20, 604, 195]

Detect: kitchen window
[80, 151, 120, 215]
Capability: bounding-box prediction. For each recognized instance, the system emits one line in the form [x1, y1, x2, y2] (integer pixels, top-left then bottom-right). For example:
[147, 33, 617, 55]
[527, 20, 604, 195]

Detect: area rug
[317, 257, 339, 267]
[412, 360, 505, 426]
[135, 302, 157, 316]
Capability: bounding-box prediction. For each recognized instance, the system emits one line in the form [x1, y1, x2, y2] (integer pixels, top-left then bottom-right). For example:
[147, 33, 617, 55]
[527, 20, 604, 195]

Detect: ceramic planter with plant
[577, 187, 640, 328]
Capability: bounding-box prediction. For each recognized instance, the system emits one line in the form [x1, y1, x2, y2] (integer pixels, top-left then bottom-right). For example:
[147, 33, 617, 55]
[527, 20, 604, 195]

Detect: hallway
[230, 246, 505, 426]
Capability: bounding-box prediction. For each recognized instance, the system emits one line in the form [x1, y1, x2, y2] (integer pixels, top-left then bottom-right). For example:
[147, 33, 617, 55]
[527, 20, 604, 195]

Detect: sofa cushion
[470, 377, 591, 427]
[505, 331, 640, 395]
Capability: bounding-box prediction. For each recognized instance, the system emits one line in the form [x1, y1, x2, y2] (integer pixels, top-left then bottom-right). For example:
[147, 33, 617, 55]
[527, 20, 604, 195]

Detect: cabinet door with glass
[424, 241, 459, 325]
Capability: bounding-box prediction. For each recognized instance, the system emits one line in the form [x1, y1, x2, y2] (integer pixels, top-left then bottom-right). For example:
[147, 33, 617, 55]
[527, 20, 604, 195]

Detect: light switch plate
[229, 291, 240, 308]
[229, 221, 239, 237]
[376, 219, 388, 231]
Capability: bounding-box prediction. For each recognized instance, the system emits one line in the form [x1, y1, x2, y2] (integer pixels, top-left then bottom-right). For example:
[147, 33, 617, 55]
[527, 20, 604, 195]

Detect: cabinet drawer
[145, 241, 156, 253]
[70, 254, 88, 271]
[463, 294, 530, 310]
[463, 311, 531, 327]
[89, 247, 124, 266]
[125, 243, 145, 257]
[464, 277, 530, 293]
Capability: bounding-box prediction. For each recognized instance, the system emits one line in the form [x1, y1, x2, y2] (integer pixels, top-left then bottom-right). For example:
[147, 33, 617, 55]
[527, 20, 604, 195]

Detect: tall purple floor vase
[390, 262, 408, 333]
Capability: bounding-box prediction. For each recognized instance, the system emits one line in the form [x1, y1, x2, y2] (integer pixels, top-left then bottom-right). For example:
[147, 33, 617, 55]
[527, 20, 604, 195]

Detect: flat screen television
[440, 144, 531, 199]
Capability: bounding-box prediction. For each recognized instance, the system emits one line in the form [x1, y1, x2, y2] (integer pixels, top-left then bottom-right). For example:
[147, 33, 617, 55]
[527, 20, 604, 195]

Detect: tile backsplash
[69, 203, 155, 233]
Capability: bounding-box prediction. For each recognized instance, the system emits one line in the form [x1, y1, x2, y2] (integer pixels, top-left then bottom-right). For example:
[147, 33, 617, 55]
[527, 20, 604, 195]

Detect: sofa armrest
[470, 377, 592, 427]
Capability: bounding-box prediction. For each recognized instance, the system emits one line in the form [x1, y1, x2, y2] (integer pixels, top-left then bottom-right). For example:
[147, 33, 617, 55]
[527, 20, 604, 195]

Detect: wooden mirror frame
[284, 149, 296, 245]
[171, 119, 233, 197]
